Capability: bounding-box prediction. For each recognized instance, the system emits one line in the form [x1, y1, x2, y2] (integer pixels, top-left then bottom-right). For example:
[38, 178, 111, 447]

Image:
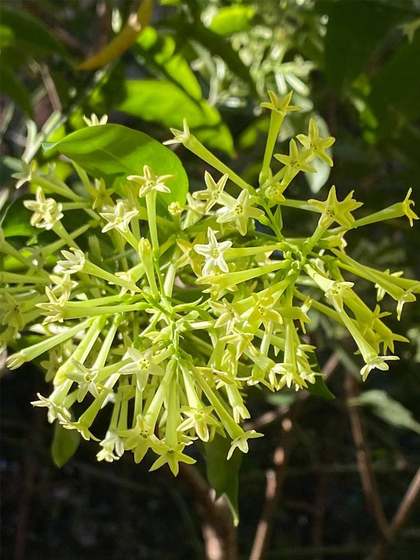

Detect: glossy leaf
[204, 434, 241, 526]
[51, 422, 80, 468]
[117, 80, 234, 154]
[136, 27, 202, 100]
[209, 5, 255, 36]
[0, 200, 37, 238]
[44, 124, 189, 204]
[351, 390, 420, 434]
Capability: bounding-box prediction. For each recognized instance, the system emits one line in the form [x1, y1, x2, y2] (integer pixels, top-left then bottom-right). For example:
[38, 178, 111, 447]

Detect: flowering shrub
[2, 92, 419, 476]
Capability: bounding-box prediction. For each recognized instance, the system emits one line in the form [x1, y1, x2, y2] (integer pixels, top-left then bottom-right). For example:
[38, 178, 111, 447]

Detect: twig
[39, 63, 62, 113]
[179, 464, 238, 560]
[249, 411, 298, 560]
[370, 467, 420, 560]
[345, 374, 390, 539]
[249, 353, 340, 560]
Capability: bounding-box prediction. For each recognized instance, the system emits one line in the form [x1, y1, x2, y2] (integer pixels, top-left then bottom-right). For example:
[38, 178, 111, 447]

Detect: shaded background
[1, 1, 420, 558]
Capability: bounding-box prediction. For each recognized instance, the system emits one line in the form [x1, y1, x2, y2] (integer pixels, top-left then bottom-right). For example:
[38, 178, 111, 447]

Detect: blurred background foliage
[1, 0, 420, 559]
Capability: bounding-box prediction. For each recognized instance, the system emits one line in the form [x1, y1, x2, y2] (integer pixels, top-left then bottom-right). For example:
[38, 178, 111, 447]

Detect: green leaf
[350, 390, 420, 434]
[51, 422, 80, 468]
[136, 27, 202, 100]
[0, 5, 68, 58]
[176, 19, 256, 96]
[307, 375, 335, 400]
[44, 124, 189, 205]
[369, 33, 420, 132]
[266, 393, 296, 407]
[204, 434, 241, 526]
[209, 5, 255, 36]
[321, 0, 410, 90]
[0, 62, 32, 115]
[0, 199, 37, 238]
[117, 80, 234, 155]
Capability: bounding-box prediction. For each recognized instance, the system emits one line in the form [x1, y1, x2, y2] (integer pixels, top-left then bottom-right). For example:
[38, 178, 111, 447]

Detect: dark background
[1, 1, 420, 558]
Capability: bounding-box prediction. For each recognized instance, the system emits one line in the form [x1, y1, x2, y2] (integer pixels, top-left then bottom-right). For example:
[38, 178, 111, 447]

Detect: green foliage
[51, 422, 80, 468]
[45, 124, 189, 204]
[351, 390, 420, 434]
[204, 434, 241, 525]
[321, 0, 410, 90]
[117, 80, 234, 154]
[0, 5, 68, 58]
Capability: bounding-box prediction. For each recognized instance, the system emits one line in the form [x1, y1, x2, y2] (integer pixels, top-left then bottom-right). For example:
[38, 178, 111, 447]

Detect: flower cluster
[2, 93, 419, 476]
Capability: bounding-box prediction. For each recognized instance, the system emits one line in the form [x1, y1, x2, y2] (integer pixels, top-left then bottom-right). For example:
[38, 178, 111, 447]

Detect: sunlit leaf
[44, 124, 189, 205]
[209, 5, 255, 36]
[117, 80, 234, 154]
[136, 27, 202, 100]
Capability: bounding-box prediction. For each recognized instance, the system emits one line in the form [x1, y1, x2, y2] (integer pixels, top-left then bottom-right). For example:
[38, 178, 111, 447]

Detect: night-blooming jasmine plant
[2, 91, 419, 477]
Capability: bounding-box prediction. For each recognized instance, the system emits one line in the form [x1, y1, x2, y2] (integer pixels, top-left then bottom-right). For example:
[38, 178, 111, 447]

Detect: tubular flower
[194, 227, 232, 275]
[2, 91, 418, 477]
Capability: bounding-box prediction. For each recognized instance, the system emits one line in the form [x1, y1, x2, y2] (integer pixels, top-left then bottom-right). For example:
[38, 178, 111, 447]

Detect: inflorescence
[2, 91, 419, 475]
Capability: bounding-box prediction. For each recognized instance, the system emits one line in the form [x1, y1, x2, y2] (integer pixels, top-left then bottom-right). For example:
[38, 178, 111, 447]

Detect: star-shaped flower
[309, 186, 363, 229]
[297, 118, 335, 166]
[120, 417, 155, 463]
[149, 438, 195, 476]
[227, 430, 263, 460]
[97, 430, 124, 462]
[194, 227, 232, 276]
[274, 139, 316, 189]
[55, 248, 85, 274]
[360, 355, 399, 381]
[119, 347, 163, 390]
[261, 90, 300, 116]
[12, 160, 36, 189]
[193, 171, 229, 212]
[127, 165, 173, 198]
[36, 286, 68, 324]
[23, 187, 63, 230]
[100, 199, 138, 233]
[163, 119, 191, 146]
[83, 113, 108, 126]
[217, 190, 264, 236]
[401, 188, 418, 227]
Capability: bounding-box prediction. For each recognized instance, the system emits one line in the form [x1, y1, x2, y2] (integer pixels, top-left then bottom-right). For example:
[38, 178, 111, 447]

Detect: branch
[179, 464, 238, 560]
[345, 374, 390, 539]
[249, 353, 339, 560]
[370, 467, 420, 560]
[249, 410, 298, 560]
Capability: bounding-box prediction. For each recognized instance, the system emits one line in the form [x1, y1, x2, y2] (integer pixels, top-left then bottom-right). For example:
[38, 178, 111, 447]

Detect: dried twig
[370, 467, 420, 560]
[249, 353, 339, 560]
[345, 374, 390, 539]
[179, 464, 238, 560]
